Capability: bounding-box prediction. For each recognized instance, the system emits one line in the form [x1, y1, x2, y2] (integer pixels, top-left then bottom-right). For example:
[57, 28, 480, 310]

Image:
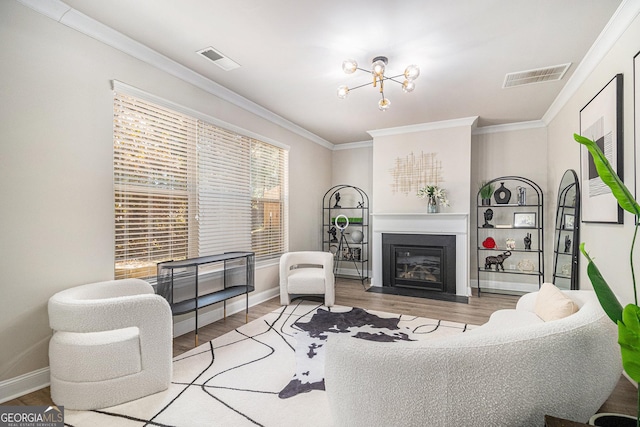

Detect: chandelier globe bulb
[337, 85, 350, 99]
[402, 80, 415, 93]
[378, 97, 391, 111]
[342, 59, 358, 74]
[404, 64, 420, 80]
[372, 58, 386, 77]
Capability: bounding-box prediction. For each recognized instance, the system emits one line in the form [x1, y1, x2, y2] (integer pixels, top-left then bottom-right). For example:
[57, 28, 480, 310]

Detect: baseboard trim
[0, 287, 279, 404]
[0, 367, 50, 404]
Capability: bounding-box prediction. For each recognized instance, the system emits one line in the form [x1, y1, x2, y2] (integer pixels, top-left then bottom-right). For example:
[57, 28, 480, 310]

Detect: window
[113, 90, 288, 279]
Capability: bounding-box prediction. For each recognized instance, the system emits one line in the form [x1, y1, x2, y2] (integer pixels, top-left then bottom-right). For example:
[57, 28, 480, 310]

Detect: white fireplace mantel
[370, 212, 470, 296]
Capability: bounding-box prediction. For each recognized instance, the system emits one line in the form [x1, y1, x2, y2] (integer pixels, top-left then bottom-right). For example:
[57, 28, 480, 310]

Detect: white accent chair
[280, 251, 335, 306]
[48, 279, 173, 410]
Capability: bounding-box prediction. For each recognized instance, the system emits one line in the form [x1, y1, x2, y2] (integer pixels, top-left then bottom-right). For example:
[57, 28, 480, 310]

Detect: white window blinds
[113, 91, 288, 280]
[196, 122, 252, 256]
[250, 139, 289, 258]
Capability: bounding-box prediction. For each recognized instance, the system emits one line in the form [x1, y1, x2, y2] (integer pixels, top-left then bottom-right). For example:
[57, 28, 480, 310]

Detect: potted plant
[479, 181, 495, 206]
[574, 133, 640, 426]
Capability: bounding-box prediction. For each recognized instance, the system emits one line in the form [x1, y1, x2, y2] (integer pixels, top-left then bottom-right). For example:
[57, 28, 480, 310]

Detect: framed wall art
[513, 212, 536, 228]
[579, 73, 623, 224]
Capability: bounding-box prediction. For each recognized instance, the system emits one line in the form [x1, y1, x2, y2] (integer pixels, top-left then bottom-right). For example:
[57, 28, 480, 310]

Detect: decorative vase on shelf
[494, 182, 511, 204]
[427, 196, 438, 213]
[350, 229, 364, 244]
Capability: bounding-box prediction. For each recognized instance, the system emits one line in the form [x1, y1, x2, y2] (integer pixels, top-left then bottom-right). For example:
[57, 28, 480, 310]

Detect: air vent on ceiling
[503, 63, 571, 88]
[197, 47, 241, 71]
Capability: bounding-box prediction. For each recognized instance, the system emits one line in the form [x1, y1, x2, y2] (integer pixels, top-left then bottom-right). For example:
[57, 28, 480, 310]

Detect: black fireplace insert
[382, 233, 456, 295]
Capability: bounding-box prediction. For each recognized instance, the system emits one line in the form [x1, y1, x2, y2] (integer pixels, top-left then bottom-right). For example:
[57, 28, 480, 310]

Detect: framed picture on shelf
[563, 213, 575, 230]
[513, 212, 536, 228]
[579, 73, 623, 224]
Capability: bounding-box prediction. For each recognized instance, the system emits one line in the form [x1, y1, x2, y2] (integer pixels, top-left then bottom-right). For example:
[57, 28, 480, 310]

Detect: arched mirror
[552, 169, 580, 289]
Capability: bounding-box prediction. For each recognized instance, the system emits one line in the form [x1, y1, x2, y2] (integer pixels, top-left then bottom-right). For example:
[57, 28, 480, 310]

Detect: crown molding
[473, 120, 546, 135]
[367, 116, 479, 138]
[332, 140, 373, 151]
[15, 0, 335, 151]
[543, 0, 640, 124]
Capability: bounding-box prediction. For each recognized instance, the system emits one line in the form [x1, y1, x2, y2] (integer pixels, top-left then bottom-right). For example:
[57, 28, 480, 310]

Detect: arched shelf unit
[322, 185, 369, 283]
[476, 176, 544, 296]
[552, 169, 580, 290]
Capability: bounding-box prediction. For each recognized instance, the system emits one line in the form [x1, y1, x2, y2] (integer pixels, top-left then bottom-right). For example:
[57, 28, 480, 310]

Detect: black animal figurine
[524, 233, 532, 250]
[485, 251, 512, 271]
[564, 235, 571, 253]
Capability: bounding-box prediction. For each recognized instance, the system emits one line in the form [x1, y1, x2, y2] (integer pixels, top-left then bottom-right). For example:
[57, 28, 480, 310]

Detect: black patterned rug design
[278, 307, 414, 398]
[63, 302, 472, 427]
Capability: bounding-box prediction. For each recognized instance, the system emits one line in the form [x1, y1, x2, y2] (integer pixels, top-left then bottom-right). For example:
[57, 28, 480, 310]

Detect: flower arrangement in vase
[417, 185, 449, 213]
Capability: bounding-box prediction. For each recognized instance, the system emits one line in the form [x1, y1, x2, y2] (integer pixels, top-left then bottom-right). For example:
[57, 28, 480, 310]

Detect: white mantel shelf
[371, 212, 469, 235]
[370, 212, 470, 296]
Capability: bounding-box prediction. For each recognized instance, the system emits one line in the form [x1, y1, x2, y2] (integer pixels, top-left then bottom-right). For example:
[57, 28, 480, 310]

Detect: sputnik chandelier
[337, 56, 420, 111]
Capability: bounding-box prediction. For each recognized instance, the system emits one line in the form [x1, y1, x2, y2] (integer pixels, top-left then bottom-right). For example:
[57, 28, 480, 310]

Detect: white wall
[0, 1, 331, 383]
[371, 123, 473, 214]
[547, 11, 640, 305]
[331, 145, 373, 200]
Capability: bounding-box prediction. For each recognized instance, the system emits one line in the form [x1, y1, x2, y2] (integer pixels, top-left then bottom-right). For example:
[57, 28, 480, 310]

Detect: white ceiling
[60, 0, 624, 145]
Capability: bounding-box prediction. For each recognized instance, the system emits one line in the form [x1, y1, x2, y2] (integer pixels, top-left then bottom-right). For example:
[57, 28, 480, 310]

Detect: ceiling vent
[197, 47, 241, 71]
[503, 63, 571, 88]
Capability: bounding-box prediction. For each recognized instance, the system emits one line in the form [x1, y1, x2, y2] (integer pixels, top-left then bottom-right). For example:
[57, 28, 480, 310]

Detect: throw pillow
[534, 283, 579, 321]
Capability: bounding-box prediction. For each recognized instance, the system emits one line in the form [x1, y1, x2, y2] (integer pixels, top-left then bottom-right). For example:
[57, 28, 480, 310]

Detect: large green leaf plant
[574, 134, 640, 424]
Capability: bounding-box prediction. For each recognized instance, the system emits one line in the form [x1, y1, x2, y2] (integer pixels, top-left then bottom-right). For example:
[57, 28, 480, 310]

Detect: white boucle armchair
[48, 278, 173, 410]
[280, 251, 335, 306]
[325, 290, 622, 426]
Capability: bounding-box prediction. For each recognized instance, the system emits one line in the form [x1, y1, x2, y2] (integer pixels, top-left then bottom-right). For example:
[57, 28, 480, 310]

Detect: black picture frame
[579, 73, 624, 224]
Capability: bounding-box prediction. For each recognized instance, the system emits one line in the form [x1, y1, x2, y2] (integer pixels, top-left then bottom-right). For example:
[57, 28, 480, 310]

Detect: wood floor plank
[4, 278, 636, 419]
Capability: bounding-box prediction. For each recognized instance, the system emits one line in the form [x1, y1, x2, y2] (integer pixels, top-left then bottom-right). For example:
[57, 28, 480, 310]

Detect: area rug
[63, 301, 474, 427]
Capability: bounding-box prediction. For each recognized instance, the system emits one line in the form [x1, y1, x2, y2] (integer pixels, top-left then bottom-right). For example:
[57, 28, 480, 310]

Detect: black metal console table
[157, 251, 255, 346]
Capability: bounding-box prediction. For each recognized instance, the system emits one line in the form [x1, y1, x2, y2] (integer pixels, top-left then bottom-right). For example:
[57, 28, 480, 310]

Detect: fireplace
[382, 233, 456, 295]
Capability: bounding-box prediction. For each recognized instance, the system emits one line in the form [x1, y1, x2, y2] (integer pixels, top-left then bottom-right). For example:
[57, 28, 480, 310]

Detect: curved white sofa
[325, 289, 622, 426]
